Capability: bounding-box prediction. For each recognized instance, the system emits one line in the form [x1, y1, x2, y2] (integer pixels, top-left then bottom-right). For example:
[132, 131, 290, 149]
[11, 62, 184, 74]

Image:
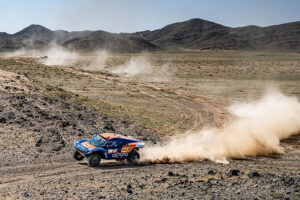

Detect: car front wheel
[73, 149, 84, 161]
[87, 154, 101, 167]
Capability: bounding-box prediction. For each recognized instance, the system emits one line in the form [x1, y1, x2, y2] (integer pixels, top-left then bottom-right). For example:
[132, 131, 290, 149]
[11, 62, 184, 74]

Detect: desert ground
[0, 51, 300, 199]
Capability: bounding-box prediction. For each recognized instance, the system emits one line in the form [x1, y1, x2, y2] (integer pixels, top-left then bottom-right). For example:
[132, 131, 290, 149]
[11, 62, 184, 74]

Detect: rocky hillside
[0, 25, 91, 51]
[63, 30, 157, 53]
[128, 19, 231, 49]
[0, 25, 158, 53]
[127, 18, 300, 50]
[0, 19, 299, 52]
[0, 69, 157, 167]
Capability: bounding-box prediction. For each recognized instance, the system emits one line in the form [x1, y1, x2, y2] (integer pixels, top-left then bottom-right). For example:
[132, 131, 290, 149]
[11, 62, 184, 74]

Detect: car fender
[74, 140, 106, 157]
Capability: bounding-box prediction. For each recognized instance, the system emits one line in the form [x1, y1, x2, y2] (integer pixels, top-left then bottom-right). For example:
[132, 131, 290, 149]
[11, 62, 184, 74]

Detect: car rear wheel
[73, 149, 84, 161]
[127, 150, 140, 163]
[87, 154, 101, 167]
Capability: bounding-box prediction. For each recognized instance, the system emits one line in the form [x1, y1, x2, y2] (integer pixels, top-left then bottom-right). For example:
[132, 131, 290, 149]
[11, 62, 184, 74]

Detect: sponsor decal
[108, 149, 118, 154]
[135, 142, 144, 148]
[121, 146, 130, 153]
[81, 141, 95, 149]
[112, 153, 128, 158]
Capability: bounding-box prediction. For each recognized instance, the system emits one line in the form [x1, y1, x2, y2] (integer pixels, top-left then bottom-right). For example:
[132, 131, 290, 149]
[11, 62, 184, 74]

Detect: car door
[106, 139, 123, 159]
[107, 139, 118, 152]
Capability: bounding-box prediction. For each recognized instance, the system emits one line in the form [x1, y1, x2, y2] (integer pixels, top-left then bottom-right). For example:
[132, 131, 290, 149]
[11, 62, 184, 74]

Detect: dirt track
[1, 146, 300, 199]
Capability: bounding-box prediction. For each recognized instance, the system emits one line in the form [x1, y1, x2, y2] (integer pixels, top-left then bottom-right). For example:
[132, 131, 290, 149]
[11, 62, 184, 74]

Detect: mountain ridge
[0, 18, 299, 52]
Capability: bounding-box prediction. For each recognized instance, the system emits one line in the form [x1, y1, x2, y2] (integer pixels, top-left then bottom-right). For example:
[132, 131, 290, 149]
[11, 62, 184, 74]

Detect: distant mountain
[0, 24, 158, 52]
[53, 30, 92, 43]
[139, 19, 231, 49]
[63, 30, 157, 53]
[126, 18, 300, 50]
[0, 19, 299, 52]
[0, 25, 95, 51]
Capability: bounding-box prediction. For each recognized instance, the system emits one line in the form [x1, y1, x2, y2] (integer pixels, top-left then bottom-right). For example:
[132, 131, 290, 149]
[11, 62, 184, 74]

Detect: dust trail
[0, 44, 109, 69]
[110, 56, 171, 82]
[111, 56, 153, 76]
[39, 45, 109, 69]
[42, 45, 80, 66]
[0, 44, 79, 66]
[141, 92, 300, 164]
[0, 49, 38, 57]
[1, 47, 170, 82]
[82, 51, 109, 71]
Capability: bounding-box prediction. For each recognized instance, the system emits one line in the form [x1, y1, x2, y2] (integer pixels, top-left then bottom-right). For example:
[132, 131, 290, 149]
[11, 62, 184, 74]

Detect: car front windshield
[88, 136, 106, 147]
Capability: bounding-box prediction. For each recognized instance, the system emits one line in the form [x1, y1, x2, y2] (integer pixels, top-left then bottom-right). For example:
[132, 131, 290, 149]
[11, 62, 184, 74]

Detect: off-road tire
[73, 149, 84, 161]
[87, 154, 101, 167]
[127, 150, 140, 163]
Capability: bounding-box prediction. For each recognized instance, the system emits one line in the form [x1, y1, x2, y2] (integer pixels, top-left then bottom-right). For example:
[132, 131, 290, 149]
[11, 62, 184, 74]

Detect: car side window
[107, 140, 118, 148]
[107, 140, 125, 148]
[111, 141, 118, 147]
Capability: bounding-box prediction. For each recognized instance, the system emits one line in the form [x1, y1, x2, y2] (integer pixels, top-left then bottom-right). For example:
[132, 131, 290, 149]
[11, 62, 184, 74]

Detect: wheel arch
[89, 151, 105, 159]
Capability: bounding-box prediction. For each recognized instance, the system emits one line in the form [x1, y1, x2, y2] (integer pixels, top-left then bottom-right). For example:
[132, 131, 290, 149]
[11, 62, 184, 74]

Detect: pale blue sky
[1, 0, 300, 34]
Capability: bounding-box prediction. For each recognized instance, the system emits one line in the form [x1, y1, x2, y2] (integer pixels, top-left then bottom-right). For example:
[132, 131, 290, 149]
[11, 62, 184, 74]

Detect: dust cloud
[82, 51, 109, 71]
[0, 45, 109, 70]
[0, 45, 79, 66]
[0, 48, 38, 57]
[42, 45, 80, 66]
[1, 47, 171, 81]
[110, 56, 171, 82]
[141, 92, 300, 164]
[42, 46, 109, 70]
[111, 56, 153, 76]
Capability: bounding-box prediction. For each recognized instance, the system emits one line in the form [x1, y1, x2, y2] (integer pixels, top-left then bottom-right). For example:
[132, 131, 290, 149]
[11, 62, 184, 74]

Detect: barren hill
[128, 18, 300, 50]
[63, 30, 158, 53]
[0, 25, 93, 51]
[0, 25, 158, 53]
[0, 19, 299, 52]
[133, 18, 231, 49]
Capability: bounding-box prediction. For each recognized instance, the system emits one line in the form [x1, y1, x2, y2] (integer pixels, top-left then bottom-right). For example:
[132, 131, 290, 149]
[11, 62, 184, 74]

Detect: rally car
[73, 133, 144, 167]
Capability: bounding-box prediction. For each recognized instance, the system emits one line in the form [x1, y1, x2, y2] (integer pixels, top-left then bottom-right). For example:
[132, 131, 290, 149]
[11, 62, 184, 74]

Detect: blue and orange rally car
[73, 133, 144, 167]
